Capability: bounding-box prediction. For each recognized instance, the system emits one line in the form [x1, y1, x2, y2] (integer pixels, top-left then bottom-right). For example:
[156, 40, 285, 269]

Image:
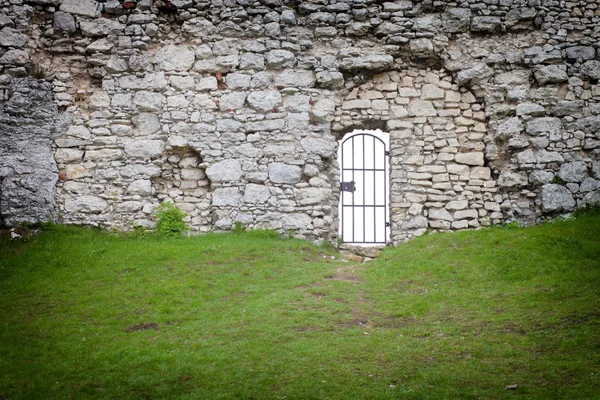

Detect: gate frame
[338, 129, 390, 245]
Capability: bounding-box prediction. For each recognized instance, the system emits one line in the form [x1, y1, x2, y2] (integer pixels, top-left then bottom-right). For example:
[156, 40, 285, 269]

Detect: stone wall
[0, 0, 599, 243]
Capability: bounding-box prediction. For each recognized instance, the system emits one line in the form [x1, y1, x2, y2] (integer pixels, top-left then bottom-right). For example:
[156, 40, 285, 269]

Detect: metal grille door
[339, 133, 389, 244]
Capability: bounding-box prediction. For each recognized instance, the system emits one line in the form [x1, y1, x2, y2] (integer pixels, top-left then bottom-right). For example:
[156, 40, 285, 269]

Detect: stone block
[407, 100, 437, 117]
[246, 90, 283, 112]
[59, 0, 101, 17]
[128, 179, 152, 196]
[470, 16, 502, 33]
[526, 117, 561, 136]
[558, 161, 588, 183]
[213, 187, 242, 206]
[244, 184, 271, 204]
[154, 44, 195, 71]
[498, 171, 528, 188]
[534, 65, 568, 85]
[541, 184, 576, 212]
[206, 159, 242, 182]
[64, 196, 107, 213]
[454, 152, 484, 166]
[133, 91, 165, 112]
[268, 163, 302, 184]
[124, 140, 165, 159]
[442, 8, 471, 33]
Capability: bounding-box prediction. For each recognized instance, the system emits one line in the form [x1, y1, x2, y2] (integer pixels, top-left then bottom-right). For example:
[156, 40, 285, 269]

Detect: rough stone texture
[0, 79, 58, 226]
[541, 184, 576, 213]
[1, 0, 599, 243]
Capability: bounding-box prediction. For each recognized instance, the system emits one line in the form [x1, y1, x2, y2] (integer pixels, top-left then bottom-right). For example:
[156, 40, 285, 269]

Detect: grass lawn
[1, 211, 599, 399]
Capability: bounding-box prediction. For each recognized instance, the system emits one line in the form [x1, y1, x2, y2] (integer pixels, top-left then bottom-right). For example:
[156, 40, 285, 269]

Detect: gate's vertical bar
[373, 136, 377, 243]
[340, 139, 344, 244]
[351, 135, 355, 243]
[362, 134, 366, 243]
[384, 141, 388, 243]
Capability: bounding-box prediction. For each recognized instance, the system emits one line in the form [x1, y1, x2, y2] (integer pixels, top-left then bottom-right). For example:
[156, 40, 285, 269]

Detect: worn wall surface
[0, 0, 599, 243]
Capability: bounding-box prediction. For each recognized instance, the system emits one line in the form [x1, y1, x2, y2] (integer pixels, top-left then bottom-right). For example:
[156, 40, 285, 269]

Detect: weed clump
[154, 202, 188, 237]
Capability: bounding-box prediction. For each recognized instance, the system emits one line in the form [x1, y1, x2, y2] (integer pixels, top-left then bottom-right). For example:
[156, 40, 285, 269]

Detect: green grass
[1, 211, 599, 399]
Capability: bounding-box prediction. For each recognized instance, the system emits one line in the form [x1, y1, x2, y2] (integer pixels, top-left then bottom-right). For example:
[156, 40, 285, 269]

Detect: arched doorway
[338, 129, 390, 244]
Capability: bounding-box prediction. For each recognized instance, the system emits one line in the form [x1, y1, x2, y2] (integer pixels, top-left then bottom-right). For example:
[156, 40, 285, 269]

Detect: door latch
[340, 181, 356, 192]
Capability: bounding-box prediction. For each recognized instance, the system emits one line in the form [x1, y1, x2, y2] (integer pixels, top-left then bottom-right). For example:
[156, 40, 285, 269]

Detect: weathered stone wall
[0, 78, 59, 227]
[0, 0, 599, 243]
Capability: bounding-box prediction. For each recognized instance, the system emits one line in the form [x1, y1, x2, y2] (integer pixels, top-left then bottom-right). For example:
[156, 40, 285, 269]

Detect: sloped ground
[1, 212, 599, 399]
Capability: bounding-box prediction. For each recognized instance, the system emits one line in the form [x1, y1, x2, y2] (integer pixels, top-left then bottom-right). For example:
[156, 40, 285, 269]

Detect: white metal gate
[339, 131, 390, 244]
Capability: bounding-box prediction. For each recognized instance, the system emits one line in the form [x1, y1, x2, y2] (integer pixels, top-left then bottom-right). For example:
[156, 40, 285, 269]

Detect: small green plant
[154, 202, 188, 237]
[233, 221, 246, 234]
[551, 175, 565, 184]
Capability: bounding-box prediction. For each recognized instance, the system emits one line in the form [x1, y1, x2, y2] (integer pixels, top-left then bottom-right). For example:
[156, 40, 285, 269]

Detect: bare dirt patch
[125, 323, 159, 333]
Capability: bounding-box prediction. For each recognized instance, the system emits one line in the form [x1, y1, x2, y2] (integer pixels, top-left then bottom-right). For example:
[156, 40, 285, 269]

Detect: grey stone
[407, 100, 436, 117]
[442, 8, 471, 33]
[456, 63, 494, 86]
[580, 60, 600, 81]
[455, 152, 484, 166]
[382, 1, 413, 12]
[541, 184, 576, 212]
[536, 150, 564, 164]
[212, 187, 242, 206]
[247, 91, 282, 112]
[132, 113, 161, 134]
[414, 15, 441, 33]
[558, 161, 588, 183]
[124, 140, 164, 159]
[530, 170, 554, 186]
[295, 188, 331, 206]
[86, 39, 114, 54]
[316, 71, 344, 89]
[409, 39, 434, 59]
[554, 101, 585, 117]
[133, 91, 165, 112]
[338, 54, 394, 73]
[534, 65, 568, 85]
[244, 184, 271, 204]
[239, 53, 265, 70]
[0, 28, 28, 48]
[274, 70, 315, 88]
[0, 50, 29, 66]
[128, 179, 152, 196]
[53, 11, 76, 33]
[401, 216, 428, 230]
[266, 50, 295, 69]
[470, 16, 502, 33]
[516, 149, 536, 164]
[182, 17, 217, 37]
[580, 178, 599, 193]
[565, 46, 596, 62]
[206, 159, 242, 182]
[301, 137, 336, 158]
[219, 92, 247, 111]
[224, 73, 251, 89]
[526, 117, 561, 136]
[568, 115, 600, 135]
[64, 196, 108, 213]
[80, 18, 125, 37]
[429, 208, 453, 221]
[280, 10, 296, 25]
[584, 190, 600, 206]
[310, 99, 336, 123]
[59, 0, 102, 17]
[498, 171, 528, 188]
[154, 45, 195, 71]
[495, 117, 523, 139]
[268, 163, 302, 184]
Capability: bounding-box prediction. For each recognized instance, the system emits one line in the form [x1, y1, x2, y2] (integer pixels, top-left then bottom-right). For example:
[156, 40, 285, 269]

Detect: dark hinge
[384, 150, 390, 156]
[340, 181, 356, 192]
